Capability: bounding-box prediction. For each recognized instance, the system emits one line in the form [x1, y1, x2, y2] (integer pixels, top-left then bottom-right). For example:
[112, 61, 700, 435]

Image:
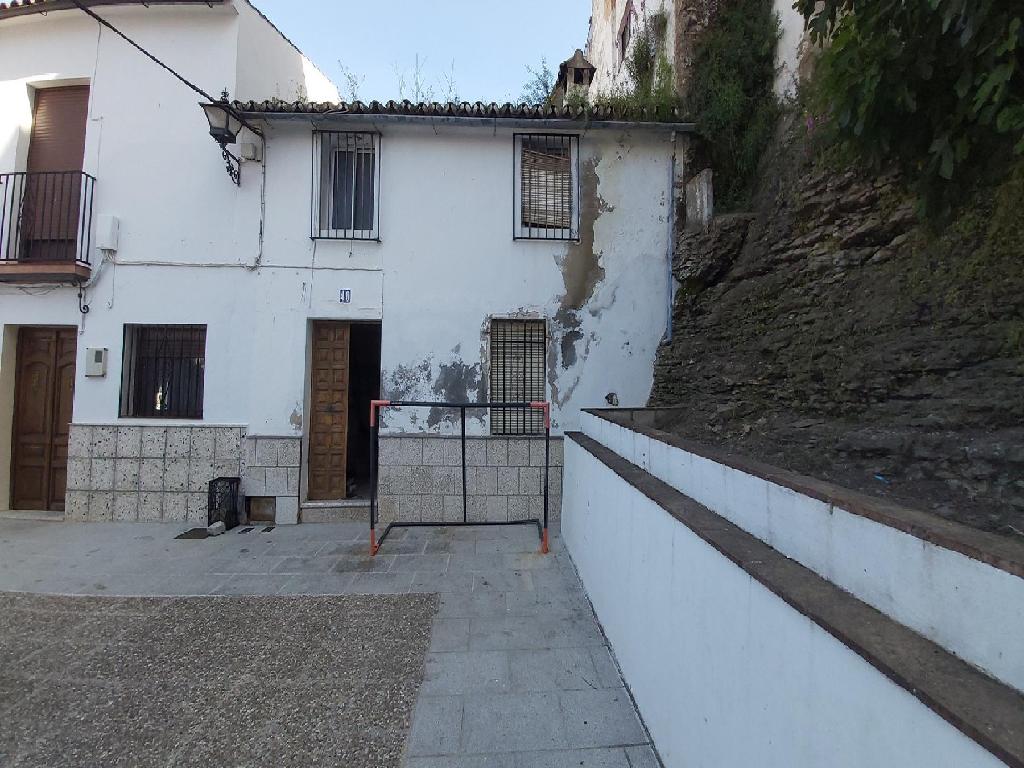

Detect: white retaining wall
[563, 437, 1010, 768]
[580, 411, 1024, 694]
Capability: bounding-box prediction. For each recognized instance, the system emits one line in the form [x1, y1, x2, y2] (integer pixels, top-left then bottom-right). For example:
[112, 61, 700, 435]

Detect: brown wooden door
[23, 85, 90, 262]
[11, 327, 77, 511]
[307, 321, 350, 500]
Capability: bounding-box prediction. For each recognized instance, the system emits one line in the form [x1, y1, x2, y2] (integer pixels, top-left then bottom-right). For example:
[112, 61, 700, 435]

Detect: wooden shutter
[27, 86, 89, 173]
[521, 139, 572, 230]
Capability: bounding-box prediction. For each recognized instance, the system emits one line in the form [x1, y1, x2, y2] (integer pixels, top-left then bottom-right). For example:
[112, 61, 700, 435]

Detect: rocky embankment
[651, 123, 1024, 536]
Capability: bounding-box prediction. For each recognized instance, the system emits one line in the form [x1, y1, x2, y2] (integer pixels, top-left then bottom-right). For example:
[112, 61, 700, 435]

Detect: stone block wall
[240, 436, 302, 524]
[376, 436, 563, 527]
[66, 425, 242, 523]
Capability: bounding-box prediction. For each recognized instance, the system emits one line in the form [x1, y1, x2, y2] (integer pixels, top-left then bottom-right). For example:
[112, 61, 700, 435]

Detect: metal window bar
[490, 319, 546, 435]
[311, 131, 380, 240]
[0, 171, 95, 265]
[367, 400, 552, 556]
[513, 134, 579, 241]
[119, 324, 207, 419]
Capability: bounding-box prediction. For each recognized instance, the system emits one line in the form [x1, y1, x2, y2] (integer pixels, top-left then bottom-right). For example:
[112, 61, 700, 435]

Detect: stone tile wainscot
[377, 436, 563, 528]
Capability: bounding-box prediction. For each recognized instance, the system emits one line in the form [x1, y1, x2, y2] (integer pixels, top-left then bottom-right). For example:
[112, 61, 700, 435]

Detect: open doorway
[306, 320, 380, 503]
[345, 322, 381, 498]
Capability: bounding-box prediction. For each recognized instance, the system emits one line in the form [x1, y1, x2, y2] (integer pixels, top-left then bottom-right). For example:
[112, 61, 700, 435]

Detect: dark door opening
[11, 327, 77, 511]
[306, 321, 380, 502]
[345, 322, 381, 498]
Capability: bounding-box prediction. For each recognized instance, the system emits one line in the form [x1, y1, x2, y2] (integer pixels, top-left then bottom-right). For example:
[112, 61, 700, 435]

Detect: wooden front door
[11, 327, 77, 511]
[307, 321, 350, 500]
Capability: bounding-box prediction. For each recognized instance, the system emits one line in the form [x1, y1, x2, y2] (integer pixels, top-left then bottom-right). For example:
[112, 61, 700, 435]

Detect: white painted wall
[0, 1, 677, 511]
[0, 2, 343, 506]
[580, 411, 1024, 695]
[563, 438, 1010, 768]
[234, 1, 338, 103]
[255, 121, 676, 436]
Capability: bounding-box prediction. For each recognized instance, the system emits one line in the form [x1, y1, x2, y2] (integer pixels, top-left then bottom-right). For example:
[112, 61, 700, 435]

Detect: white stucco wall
[563, 437, 1010, 768]
[234, 0, 338, 102]
[581, 411, 1024, 695]
[0, 1, 346, 508]
[254, 121, 677, 436]
[0, 2, 678, 511]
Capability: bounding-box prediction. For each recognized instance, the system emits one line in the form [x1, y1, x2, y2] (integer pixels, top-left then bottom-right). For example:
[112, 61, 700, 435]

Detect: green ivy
[685, 0, 782, 210]
[798, 0, 1024, 218]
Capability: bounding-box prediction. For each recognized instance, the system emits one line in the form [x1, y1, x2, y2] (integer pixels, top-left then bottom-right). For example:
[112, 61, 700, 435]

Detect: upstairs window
[119, 325, 206, 419]
[513, 134, 579, 241]
[490, 319, 547, 435]
[312, 131, 380, 240]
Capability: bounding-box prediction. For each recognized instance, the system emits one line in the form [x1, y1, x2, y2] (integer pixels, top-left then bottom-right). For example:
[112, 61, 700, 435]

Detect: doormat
[174, 528, 209, 540]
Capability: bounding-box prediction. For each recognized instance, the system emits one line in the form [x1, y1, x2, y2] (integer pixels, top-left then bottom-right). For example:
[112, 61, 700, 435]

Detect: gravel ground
[0, 591, 438, 767]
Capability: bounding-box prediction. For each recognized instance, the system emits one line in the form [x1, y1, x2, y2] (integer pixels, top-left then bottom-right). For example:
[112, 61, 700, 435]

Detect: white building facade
[1, 1, 687, 526]
[586, 0, 807, 99]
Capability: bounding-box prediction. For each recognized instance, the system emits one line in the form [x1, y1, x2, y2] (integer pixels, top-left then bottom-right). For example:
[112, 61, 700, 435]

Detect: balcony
[0, 171, 96, 283]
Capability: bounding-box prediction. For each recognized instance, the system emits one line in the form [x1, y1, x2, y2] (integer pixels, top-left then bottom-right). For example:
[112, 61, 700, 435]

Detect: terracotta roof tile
[233, 99, 691, 126]
[0, 0, 224, 19]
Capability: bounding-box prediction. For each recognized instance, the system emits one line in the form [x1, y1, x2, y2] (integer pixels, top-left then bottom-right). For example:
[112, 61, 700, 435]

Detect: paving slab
[0, 520, 660, 767]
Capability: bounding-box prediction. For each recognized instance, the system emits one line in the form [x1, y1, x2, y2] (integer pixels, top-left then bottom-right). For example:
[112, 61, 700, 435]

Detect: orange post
[529, 401, 551, 428]
[541, 527, 549, 555]
[369, 399, 391, 426]
[369, 528, 379, 556]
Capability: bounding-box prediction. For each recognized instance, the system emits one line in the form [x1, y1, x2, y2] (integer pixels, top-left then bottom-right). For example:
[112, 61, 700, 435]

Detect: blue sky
[253, 1, 592, 103]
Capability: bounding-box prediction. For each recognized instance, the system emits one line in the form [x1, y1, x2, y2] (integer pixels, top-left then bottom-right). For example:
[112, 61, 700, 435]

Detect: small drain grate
[237, 527, 254, 534]
[262, 526, 275, 533]
[174, 528, 209, 540]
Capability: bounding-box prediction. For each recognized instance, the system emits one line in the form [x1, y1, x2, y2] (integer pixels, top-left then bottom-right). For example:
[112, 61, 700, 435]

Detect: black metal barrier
[368, 400, 551, 556]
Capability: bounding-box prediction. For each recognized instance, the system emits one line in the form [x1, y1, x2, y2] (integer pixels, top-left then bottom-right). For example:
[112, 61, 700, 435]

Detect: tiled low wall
[239, 436, 302, 524]
[66, 425, 242, 523]
[376, 435, 563, 527]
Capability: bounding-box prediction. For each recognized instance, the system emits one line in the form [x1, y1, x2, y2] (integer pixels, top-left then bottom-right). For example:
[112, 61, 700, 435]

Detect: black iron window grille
[119, 325, 207, 419]
[312, 131, 380, 240]
[489, 319, 547, 435]
[513, 134, 579, 241]
[0, 171, 95, 265]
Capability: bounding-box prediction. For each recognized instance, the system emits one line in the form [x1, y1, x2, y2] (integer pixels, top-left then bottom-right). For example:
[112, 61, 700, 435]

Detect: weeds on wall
[589, 8, 680, 120]
[685, 0, 782, 211]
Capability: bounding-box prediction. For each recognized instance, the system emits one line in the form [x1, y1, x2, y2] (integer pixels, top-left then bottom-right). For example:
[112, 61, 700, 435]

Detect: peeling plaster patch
[384, 359, 432, 401]
[560, 328, 584, 368]
[547, 156, 616, 408]
[428, 361, 483, 427]
[558, 157, 611, 314]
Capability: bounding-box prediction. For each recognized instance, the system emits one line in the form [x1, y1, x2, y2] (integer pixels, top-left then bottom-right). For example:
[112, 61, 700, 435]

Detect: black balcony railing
[0, 171, 96, 267]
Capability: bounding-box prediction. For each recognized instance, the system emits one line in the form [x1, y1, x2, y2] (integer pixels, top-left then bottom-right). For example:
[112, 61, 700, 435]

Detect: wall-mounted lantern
[199, 90, 262, 186]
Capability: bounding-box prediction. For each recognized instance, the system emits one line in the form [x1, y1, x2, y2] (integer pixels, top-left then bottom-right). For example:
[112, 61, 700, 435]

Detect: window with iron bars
[489, 319, 547, 435]
[312, 131, 380, 240]
[119, 325, 206, 419]
[513, 134, 580, 241]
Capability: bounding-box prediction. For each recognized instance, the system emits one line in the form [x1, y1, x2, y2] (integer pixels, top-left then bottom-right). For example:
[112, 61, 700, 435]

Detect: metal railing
[0, 171, 96, 266]
[368, 400, 552, 556]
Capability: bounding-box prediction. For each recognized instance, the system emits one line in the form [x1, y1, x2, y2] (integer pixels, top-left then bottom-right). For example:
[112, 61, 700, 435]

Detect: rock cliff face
[651, 119, 1024, 536]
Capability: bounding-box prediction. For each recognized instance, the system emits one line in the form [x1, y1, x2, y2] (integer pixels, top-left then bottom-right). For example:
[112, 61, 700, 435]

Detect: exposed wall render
[371, 126, 678, 436]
